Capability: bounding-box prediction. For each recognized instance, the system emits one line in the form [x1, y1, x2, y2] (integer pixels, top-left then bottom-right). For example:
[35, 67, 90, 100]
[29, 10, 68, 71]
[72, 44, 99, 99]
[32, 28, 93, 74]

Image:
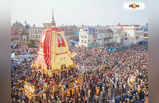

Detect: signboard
[88, 43, 98, 48]
[123, 0, 145, 10]
[74, 32, 79, 35]
[108, 47, 116, 51]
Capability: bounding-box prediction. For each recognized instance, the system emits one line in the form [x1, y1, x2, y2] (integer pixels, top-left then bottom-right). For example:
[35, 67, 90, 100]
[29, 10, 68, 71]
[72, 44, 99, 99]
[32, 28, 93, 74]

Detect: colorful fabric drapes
[33, 26, 76, 74]
[43, 31, 52, 66]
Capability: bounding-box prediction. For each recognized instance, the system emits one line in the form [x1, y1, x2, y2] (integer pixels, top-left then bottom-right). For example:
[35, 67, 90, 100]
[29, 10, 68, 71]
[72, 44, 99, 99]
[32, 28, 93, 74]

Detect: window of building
[144, 33, 148, 37]
[36, 35, 38, 38]
[136, 36, 139, 39]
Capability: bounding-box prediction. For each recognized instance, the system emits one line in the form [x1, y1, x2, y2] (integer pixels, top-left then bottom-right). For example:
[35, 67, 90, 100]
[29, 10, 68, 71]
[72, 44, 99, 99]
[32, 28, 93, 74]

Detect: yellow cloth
[62, 86, 64, 92]
[67, 90, 70, 96]
[130, 85, 134, 89]
[138, 88, 141, 93]
[88, 90, 91, 96]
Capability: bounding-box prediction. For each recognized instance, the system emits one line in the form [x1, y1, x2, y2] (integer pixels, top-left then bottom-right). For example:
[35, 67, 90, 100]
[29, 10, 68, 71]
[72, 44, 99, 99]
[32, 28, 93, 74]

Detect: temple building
[33, 10, 76, 75]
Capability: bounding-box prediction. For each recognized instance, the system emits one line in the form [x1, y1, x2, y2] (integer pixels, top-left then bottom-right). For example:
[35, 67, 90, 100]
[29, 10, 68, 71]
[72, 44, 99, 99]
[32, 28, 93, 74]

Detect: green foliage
[28, 40, 35, 47]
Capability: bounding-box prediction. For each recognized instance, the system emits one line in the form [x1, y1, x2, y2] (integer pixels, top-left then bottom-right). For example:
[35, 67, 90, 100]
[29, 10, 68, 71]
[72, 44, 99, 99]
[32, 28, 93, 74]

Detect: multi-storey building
[79, 26, 114, 48]
[78, 27, 95, 47]
[29, 24, 44, 41]
[59, 25, 79, 41]
[11, 21, 30, 43]
[96, 28, 114, 47]
[11, 21, 24, 42]
[112, 24, 147, 46]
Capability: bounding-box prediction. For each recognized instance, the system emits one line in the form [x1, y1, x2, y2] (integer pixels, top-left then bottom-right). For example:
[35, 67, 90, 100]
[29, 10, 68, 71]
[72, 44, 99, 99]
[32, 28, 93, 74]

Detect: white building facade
[96, 33, 105, 47]
[29, 25, 44, 41]
[112, 25, 145, 46]
[96, 29, 114, 47]
[78, 28, 95, 47]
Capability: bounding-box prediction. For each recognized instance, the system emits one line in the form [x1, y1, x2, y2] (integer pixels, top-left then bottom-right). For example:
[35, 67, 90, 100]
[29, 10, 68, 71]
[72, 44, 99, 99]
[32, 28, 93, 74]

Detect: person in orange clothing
[83, 96, 87, 103]
[75, 86, 79, 94]
[96, 87, 100, 96]
[71, 88, 75, 96]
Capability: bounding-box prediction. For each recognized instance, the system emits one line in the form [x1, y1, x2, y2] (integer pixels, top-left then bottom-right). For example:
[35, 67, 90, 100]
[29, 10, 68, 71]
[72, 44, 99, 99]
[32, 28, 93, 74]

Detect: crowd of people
[11, 43, 149, 103]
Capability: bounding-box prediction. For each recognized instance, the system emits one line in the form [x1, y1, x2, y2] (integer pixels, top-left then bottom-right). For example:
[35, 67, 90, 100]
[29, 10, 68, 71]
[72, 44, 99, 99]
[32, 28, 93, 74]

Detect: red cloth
[43, 31, 52, 66]
[57, 34, 65, 47]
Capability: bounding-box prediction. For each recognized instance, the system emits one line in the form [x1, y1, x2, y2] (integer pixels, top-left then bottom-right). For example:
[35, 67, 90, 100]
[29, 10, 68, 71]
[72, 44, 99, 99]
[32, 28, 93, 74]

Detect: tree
[28, 40, 35, 48]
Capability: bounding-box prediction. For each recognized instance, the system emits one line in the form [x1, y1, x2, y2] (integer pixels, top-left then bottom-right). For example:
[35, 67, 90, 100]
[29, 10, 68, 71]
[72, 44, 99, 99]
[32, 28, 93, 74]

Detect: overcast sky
[11, 0, 148, 26]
